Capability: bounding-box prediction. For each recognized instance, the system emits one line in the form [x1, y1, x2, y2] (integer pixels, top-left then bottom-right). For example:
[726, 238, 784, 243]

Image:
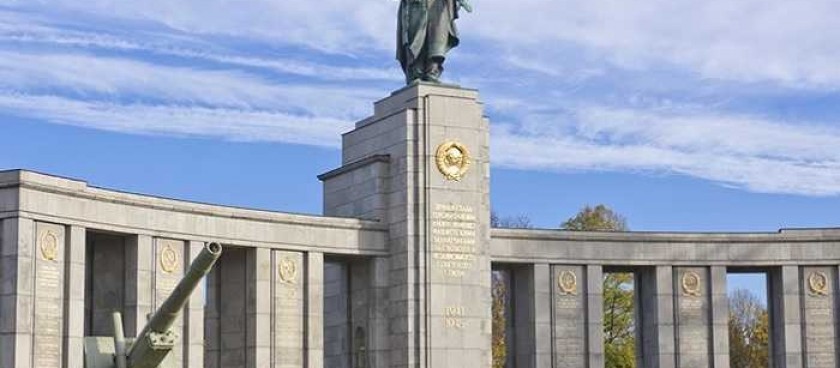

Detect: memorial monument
[0, 3, 838, 368]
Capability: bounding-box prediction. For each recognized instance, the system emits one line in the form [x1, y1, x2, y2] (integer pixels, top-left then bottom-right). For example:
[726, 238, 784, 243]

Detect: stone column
[247, 247, 272, 368]
[204, 257, 221, 368]
[125, 234, 153, 336]
[153, 238, 186, 367]
[673, 267, 711, 368]
[640, 266, 675, 368]
[709, 266, 729, 368]
[586, 265, 604, 368]
[211, 248, 248, 368]
[324, 261, 350, 368]
[31, 222, 68, 368]
[63, 226, 85, 368]
[305, 251, 324, 368]
[771, 266, 803, 368]
[551, 265, 587, 368]
[535, 264, 553, 368]
[185, 240, 206, 368]
[272, 250, 305, 368]
[800, 266, 836, 368]
[367, 257, 391, 368]
[0, 218, 34, 368]
[512, 263, 551, 368]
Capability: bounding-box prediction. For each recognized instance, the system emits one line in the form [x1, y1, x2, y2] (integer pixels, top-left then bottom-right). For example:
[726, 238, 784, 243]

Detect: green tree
[562, 204, 634, 368]
[728, 289, 769, 368]
[602, 272, 636, 368]
[561, 204, 627, 231]
[491, 272, 508, 368]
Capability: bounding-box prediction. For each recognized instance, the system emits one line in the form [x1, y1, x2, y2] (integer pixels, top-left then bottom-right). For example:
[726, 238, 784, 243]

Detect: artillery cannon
[84, 242, 223, 368]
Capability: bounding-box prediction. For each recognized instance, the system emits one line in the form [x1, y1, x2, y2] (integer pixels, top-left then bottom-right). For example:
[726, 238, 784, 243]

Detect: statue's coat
[397, 0, 461, 82]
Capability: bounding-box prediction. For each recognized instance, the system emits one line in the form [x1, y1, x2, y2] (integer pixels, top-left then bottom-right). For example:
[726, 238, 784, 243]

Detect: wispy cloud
[0, 2, 839, 197]
[493, 106, 840, 196]
[469, 0, 840, 88]
[0, 93, 350, 147]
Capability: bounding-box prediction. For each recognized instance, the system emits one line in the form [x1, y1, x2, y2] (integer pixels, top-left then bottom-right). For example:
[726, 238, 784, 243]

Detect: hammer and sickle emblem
[681, 271, 702, 297]
[278, 257, 298, 284]
[435, 141, 472, 181]
[160, 244, 179, 273]
[557, 270, 578, 296]
[39, 230, 59, 261]
[808, 272, 829, 296]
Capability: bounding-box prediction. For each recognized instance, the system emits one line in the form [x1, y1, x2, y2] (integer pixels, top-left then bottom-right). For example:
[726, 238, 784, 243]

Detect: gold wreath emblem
[278, 257, 298, 284]
[39, 230, 59, 261]
[808, 271, 829, 296]
[435, 141, 471, 181]
[557, 270, 578, 296]
[159, 244, 179, 273]
[681, 271, 702, 297]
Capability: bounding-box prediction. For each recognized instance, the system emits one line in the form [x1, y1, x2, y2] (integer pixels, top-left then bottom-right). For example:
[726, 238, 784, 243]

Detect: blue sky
[1, 1, 839, 234]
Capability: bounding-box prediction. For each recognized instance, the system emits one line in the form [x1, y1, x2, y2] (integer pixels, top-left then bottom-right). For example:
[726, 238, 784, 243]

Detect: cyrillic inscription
[431, 203, 477, 278]
[274, 251, 304, 367]
[34, 225, 64, 368]
[803, 268, 835, 368]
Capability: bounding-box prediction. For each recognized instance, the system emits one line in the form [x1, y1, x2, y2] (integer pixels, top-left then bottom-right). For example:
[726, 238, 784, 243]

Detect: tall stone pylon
[320, 83, 492, 367]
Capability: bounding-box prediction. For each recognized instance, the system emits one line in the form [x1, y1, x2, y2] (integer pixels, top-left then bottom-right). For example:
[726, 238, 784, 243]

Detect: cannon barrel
[126, 242, 222, 368]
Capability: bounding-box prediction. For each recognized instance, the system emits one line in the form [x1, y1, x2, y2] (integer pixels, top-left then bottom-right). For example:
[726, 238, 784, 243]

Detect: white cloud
[6, 0, 396, 53]
[0, 16, 399, 82]
[8, 0, 840, 87]
[1, 2, 839, 198]
[493, 107, 840, 196]
[0, 93, 350, 147]
[468, 0, 840, 87]
[0, 50, 380, 118]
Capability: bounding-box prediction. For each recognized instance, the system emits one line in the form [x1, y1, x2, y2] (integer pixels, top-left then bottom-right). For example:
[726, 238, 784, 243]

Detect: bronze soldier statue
[397, 0, 473, 84]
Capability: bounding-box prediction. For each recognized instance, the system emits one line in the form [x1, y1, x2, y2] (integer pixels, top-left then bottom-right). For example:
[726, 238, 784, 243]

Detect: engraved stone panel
[428, 200, 490, 366]
[273, 251, 304, 368]
[802, 267, 836, 368]
[34, 222, 65, 368]
[675, 267, 710, 368]
[552, 265, 586, 368]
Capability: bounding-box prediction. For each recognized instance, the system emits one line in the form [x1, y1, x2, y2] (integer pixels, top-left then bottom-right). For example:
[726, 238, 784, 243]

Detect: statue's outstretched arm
[457, 0, 473, 13]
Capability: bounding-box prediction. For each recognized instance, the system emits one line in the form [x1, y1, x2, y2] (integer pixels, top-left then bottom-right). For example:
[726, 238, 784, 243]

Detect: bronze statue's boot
[423, 59, 444, 83]
[407, 65, 424, 84]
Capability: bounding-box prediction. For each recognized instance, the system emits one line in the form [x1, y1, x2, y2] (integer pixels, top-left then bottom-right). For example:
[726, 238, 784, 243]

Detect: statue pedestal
[320, 82, 492, 367]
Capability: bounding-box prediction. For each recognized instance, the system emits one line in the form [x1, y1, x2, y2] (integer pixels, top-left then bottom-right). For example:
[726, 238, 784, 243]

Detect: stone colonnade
[491, 229, 840, 368]
[0, 84, 839, 368]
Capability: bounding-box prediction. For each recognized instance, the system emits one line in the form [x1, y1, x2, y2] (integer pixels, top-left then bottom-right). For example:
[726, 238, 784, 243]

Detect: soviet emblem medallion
[681, 271, 702, 297]
[278, 257, 298, 284]
[159, 244, 179, 273]
[435, 141, 471, 181]
[39, 230, 59, 261]
[557, 270, 578, 296]
[808, 271, 829, 296]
